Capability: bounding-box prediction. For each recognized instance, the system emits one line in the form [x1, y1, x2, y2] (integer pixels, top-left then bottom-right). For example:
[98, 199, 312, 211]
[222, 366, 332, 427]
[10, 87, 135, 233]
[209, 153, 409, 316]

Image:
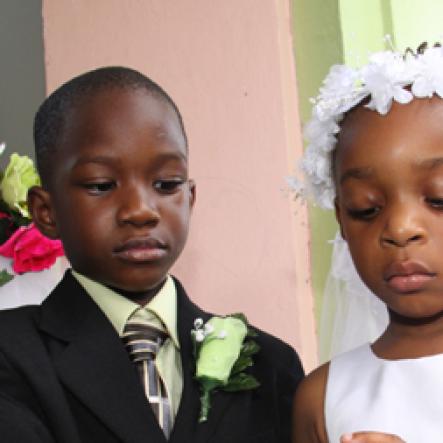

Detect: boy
[0, 67, 303, 442]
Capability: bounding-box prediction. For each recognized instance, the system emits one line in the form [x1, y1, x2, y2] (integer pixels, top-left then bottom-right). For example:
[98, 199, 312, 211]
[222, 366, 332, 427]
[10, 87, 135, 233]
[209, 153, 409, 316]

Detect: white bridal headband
[289, 43, 443, 208]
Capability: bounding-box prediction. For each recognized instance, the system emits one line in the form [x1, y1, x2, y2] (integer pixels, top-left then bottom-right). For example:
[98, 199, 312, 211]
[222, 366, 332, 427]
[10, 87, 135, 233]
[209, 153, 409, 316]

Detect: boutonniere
[191, 313, 260, 423]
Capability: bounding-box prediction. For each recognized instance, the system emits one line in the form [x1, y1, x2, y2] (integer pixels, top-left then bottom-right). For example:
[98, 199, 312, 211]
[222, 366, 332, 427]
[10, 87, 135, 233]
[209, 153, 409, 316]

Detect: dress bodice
[325, 343, 443, 443]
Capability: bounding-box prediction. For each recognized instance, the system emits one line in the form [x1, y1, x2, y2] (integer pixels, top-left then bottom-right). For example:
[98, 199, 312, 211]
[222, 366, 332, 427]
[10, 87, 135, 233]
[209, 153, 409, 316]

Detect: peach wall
[42, 0, 317, 369]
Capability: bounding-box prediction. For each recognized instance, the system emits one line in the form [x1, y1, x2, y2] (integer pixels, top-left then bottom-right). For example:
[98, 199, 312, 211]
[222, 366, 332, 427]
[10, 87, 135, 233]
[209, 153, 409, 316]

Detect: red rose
[0, 223, 64, 274]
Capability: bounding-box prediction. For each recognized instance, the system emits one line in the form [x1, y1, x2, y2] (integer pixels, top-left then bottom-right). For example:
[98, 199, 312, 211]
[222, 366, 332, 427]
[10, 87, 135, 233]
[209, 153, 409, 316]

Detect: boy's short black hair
[34, 66, 187, 187]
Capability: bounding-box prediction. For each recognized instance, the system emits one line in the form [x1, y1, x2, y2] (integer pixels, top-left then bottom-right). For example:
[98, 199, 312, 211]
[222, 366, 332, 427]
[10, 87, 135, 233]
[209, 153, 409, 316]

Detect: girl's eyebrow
[339, 158, 443, 185]
[339, 167, 373, 185]
[417, 157, 443, 170]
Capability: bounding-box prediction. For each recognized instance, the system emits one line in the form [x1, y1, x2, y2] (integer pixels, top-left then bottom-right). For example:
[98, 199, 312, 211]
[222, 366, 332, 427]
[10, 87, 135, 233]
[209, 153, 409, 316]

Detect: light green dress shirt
[72, 271, 183, 421]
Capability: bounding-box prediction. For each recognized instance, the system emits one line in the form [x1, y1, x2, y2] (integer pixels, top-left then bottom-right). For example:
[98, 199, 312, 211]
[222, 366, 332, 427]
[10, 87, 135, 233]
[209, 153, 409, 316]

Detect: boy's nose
[380, 206, 426, 248]
[117, 189, 160, 227]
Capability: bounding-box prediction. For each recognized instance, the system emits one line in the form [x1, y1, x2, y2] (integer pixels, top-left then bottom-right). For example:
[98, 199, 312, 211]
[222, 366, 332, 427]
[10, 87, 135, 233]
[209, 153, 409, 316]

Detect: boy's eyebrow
[73, 151, 187, 167]
[339, 167, 373, 185]
[73, 156, 115, 166]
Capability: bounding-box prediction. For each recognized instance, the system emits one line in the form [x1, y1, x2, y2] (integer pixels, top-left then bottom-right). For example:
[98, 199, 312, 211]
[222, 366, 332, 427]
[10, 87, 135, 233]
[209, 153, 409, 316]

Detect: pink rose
[0, 223, 64, 273]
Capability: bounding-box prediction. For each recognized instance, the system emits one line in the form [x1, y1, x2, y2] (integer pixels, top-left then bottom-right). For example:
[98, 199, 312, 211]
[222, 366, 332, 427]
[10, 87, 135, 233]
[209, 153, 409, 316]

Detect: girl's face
[335, 97, 443, 320]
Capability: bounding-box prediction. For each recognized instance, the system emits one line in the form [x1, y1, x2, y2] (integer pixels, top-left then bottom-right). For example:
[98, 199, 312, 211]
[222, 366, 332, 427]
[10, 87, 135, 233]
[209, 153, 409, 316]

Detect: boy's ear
[188, 179, 196, 209]
[27, 186, 59, 239]
[334, 196, 346, 240]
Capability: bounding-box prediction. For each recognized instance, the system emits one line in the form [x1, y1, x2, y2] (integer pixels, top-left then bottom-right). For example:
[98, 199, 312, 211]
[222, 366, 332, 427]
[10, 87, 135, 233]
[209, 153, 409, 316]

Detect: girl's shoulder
[292, 361, 329, 443]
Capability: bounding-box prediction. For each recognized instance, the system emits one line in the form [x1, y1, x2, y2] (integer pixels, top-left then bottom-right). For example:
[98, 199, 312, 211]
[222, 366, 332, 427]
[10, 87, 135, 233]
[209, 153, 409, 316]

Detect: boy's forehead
[46, 88, 188, 175]
[71, 87, 172, 123]
[63, 88, 186, 147]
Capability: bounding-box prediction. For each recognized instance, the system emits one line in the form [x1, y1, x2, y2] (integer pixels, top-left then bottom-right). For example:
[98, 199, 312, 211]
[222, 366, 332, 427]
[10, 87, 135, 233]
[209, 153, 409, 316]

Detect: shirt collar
[71, 271, 180, 348]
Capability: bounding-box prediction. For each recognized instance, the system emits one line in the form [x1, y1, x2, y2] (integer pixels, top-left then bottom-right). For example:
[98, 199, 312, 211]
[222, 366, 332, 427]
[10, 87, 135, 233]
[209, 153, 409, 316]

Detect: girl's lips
[387, 273, 435, 293]
[384, 261, 436, 293]
[113, 237, 167, 262]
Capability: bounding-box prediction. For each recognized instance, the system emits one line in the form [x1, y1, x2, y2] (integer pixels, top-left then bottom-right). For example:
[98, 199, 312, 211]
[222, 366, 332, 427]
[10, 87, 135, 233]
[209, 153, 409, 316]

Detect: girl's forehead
[335, 97, 443, 175]
[339, 97, 443, 150]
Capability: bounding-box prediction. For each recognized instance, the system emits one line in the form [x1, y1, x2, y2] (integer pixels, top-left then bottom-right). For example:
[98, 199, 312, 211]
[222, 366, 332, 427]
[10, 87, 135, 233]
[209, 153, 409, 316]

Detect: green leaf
[241, 340, 260, 357]
[231, 355, 253, 375]
[246, 326, 258, 338]
[223, 372, 260, 392]
[0, 269, 14, 286]
[9, 209, 30, 227]
[230, 312, 248, 325]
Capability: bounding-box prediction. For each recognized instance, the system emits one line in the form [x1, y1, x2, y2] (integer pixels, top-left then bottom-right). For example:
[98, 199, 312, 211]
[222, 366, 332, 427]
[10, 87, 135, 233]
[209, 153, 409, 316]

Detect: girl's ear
[334, 197, 346, 240]
[27, 186, 59, 239]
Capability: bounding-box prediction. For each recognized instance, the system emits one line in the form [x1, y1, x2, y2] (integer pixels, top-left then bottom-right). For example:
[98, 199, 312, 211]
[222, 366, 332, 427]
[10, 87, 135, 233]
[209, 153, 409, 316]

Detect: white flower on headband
[291, 44, 443, 209]
[361, 51, 413, 114]
[410, 46, 443, 98]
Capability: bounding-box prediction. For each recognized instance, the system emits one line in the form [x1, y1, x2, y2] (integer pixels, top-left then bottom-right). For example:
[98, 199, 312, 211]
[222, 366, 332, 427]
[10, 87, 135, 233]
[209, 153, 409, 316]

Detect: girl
[292, 44, 443, 442]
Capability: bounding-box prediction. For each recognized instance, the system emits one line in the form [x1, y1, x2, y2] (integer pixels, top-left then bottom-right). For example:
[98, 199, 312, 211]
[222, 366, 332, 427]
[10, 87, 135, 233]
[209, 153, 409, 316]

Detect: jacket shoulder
[0, 304, 39, 328]
[0, 305, 41, 349]
[253, 326, 304, 374]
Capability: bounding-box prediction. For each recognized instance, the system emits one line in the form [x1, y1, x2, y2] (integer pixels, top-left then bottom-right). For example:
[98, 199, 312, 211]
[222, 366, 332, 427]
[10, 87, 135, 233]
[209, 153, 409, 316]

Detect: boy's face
[335, 97, 443, 320]
[33, 88, 195, 294]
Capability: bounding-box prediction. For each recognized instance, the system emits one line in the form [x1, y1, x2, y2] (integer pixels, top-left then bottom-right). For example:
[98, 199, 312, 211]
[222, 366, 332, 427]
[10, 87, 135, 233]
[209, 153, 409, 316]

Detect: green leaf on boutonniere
[242, 340, 260, 356]
[224, 372, 260, 392]
[0, 269, 14, 286]
[231, 355, 253, 375]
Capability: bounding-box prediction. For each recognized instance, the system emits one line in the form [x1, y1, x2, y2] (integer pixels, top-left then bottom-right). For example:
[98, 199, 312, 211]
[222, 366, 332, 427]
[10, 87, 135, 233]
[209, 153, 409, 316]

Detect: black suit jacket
[0, 271, 304, 442]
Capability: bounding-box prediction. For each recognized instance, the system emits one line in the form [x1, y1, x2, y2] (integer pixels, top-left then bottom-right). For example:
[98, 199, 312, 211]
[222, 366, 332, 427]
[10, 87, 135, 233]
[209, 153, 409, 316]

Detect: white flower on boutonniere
[191, 313, 260, 422]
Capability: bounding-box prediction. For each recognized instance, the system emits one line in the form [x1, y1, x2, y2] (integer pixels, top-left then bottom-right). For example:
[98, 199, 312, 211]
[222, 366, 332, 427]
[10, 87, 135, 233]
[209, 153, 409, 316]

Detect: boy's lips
[384, 261, 436, 293]
[113, 237, 167, 262]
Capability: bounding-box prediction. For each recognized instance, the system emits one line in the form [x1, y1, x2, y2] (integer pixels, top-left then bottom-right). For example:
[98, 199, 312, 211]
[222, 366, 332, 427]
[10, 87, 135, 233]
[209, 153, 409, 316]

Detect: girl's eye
[154, 179, 185, 194]
[346, 206, 380, 220]
[426, 197, 443, 209]
[83, 182, 115, 195]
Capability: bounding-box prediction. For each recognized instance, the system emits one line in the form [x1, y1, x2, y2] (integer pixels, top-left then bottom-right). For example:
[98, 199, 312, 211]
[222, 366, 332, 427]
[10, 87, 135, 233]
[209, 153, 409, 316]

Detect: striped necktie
[122, 318, 172, 439]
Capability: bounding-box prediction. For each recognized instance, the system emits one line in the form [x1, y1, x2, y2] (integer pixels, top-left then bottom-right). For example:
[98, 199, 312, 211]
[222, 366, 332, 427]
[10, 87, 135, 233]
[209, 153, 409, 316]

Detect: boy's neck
[108, 278, 167, 307]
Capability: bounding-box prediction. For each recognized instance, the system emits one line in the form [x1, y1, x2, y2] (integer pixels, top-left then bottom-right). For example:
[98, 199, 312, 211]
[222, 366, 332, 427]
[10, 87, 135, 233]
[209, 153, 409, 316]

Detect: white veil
[319, 231, 389, 363]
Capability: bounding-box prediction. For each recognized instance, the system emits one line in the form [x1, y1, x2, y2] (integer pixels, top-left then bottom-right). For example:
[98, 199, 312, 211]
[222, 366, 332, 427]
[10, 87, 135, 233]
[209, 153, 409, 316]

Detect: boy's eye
[426, 197, 443, 209]
[153, 179, 185, 194]
[82, 182, 115, 195]
[346, 206, 380, 220]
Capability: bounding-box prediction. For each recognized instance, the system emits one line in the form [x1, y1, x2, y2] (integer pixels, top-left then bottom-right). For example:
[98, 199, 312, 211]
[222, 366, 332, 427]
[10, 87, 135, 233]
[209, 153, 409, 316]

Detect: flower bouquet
[0, 143, 64, 286]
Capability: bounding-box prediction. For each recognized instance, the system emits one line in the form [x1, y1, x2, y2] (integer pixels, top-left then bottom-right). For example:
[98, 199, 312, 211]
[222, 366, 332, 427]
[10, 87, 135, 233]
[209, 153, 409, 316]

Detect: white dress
[325, 343, 443, 443]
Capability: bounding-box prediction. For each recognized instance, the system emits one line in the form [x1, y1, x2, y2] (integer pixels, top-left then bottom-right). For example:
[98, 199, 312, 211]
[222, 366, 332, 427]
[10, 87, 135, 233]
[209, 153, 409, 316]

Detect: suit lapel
[169, 279, 237, 443]
[38, 272, 167, 443]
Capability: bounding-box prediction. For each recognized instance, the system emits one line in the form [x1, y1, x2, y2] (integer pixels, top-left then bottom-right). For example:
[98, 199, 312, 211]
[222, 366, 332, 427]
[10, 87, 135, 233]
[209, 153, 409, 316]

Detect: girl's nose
[117, 188, 160, 227]
[380, 205, 426, 248]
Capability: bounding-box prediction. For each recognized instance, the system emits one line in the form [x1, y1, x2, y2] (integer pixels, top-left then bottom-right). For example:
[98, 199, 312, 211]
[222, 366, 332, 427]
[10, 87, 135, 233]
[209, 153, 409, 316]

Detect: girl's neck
[372, 309, 443, 359]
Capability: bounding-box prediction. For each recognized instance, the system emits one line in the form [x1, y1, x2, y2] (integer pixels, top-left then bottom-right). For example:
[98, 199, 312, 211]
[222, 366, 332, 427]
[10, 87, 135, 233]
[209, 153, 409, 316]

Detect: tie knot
[122, 321, 168, 363]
